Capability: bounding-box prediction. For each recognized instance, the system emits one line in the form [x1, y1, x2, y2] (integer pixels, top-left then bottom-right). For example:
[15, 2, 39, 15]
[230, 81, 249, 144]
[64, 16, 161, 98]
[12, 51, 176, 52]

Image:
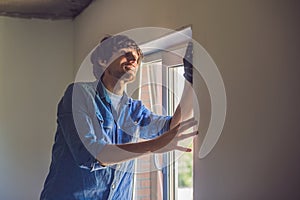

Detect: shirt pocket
[120, 115, 142, 141]
[95, 111, 114, 143]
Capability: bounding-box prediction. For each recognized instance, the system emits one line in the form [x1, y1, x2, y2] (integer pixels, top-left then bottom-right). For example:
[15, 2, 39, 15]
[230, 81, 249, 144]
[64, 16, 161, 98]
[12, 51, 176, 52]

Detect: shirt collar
[93, 80, 131, 105]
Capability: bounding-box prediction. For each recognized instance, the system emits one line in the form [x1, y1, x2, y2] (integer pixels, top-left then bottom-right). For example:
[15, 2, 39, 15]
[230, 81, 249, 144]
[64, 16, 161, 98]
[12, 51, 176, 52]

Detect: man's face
[104, 48, 141, 83]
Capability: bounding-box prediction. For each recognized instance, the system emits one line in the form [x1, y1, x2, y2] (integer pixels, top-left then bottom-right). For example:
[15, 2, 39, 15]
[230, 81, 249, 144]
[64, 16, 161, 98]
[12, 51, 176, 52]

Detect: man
[40, 35, 197, 199]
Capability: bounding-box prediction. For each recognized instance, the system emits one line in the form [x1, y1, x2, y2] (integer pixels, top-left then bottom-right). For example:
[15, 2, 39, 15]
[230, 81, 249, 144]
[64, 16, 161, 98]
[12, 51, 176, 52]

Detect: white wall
[192, 1, 300, 200]
[0, 17, 74, 200]
[74, 0, 300, 199]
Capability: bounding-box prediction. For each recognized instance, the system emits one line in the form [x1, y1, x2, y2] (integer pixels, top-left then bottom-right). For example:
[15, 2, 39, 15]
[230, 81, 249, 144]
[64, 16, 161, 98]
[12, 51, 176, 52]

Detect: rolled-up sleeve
[57, 83, 107, 171]
[135, 102, 172, 139]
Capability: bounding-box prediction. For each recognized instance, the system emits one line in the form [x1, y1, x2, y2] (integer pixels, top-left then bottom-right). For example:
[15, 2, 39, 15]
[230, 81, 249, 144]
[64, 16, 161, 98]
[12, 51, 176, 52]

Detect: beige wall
[192, 1, 300, 199]
[74, 0, 300, 199]
[0, 17, 74, 199]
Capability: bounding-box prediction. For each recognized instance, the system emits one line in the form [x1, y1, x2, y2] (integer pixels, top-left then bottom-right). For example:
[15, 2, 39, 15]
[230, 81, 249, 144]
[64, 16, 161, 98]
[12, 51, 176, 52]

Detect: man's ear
[98, 59, 107, 67]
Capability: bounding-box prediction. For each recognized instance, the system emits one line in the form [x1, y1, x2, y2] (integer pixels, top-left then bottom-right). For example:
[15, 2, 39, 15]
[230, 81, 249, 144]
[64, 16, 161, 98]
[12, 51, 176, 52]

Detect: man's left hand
[183, 42, 193, 84]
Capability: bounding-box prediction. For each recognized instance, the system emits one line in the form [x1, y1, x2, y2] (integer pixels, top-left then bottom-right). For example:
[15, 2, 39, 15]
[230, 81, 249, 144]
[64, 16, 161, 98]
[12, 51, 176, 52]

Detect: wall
[193, 1, 300, 200]
[0, 17, 74, 199]
[74, 0, 300, 199]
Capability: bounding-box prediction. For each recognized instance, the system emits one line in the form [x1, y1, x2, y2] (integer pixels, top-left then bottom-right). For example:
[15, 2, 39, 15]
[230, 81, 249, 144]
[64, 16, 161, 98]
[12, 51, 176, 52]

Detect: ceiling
[0, 0, 94, 20]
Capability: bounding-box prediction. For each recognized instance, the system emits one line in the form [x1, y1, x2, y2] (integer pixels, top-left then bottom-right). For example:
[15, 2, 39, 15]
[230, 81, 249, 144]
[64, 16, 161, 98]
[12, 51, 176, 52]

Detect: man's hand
[152, 118, 198, 153]
[183, 42, 193, 84]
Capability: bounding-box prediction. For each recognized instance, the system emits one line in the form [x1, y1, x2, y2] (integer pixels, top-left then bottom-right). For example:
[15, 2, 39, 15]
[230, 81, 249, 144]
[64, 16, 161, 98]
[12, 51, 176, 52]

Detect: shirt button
[111, 184, 115, 189]
[134, 121, 138, 125]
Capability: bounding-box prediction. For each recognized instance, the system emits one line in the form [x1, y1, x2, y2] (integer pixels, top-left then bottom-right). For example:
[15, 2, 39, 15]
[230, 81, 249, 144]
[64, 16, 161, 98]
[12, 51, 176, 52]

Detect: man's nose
[125, 52, 137, 63]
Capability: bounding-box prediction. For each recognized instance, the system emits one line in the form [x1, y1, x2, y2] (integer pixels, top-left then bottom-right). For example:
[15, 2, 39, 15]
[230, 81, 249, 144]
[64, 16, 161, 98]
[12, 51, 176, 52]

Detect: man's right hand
[151, 118, 198, 153]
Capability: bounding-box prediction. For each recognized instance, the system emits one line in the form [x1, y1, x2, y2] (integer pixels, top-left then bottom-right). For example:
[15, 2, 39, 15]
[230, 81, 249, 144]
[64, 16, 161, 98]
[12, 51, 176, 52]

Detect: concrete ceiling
[0, 0, 94, 20]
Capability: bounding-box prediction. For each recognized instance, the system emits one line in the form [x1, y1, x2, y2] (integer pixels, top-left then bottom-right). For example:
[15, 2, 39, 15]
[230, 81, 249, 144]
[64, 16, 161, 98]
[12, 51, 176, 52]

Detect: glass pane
[168, 66, 193, 200]
[134, 61, 164, 200]
[134, 63, 193, 200]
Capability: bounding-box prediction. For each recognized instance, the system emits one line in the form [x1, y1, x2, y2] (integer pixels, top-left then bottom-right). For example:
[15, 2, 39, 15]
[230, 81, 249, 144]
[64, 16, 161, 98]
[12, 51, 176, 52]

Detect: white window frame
[129, 26, 193, 200]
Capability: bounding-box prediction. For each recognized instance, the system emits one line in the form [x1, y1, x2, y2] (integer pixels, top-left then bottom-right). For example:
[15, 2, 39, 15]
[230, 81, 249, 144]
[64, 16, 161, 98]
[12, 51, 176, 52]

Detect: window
[168, 66, 193, 200]
[127, 26, 193, 200]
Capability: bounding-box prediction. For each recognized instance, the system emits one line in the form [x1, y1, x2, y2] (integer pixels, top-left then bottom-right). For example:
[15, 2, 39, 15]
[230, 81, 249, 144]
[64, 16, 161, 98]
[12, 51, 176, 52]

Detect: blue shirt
[40, 81, 171, 200]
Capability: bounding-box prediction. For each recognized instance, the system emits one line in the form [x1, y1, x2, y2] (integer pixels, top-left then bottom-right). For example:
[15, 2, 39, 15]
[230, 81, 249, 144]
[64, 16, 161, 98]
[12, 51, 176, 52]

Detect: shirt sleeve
[57, 83, 107, 171]
[129, 100, 172, 140]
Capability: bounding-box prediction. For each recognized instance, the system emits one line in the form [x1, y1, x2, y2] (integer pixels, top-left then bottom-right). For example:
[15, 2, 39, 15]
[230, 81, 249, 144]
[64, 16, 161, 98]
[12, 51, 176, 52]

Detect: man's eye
[124, 52, 132, 57]
[124, 52, 136, 61]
